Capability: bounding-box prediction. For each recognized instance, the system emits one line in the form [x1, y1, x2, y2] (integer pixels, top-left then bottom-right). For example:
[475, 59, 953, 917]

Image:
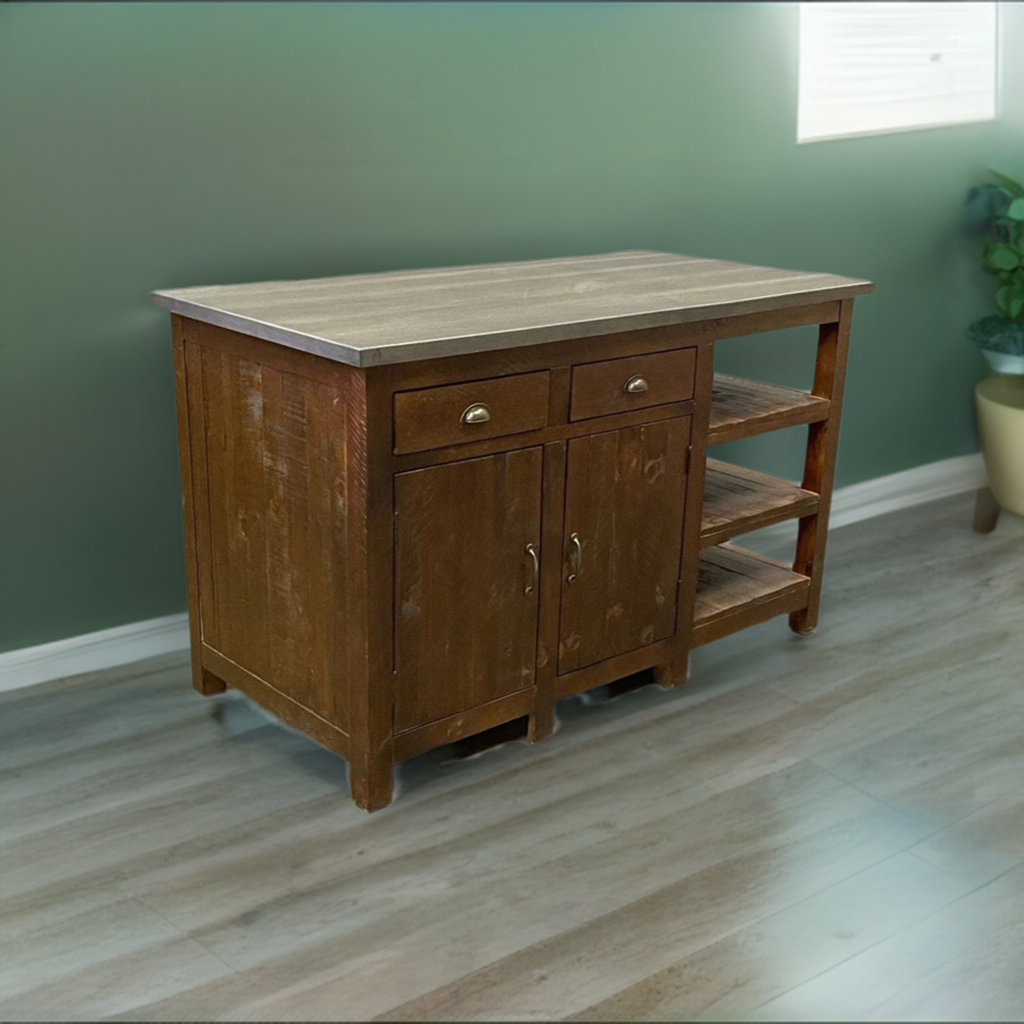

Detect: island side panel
[173, 317, 370, 754]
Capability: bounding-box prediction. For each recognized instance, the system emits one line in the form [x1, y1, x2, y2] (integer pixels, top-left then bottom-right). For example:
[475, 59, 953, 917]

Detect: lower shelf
[693, 544, 810, 647]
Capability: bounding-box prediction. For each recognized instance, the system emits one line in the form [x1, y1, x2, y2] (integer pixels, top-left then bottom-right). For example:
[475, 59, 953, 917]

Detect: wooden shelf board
[708, 374, 830, 445]
[692, 544, 810, 647]
[701, 459, 819, 547]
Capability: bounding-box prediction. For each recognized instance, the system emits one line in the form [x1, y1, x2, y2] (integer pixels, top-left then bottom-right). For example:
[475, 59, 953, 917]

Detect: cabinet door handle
[623, 374, 649, 394]
[525, 543, 539, 595]
[461, 403, 492, 425]
[567, 532, 582, 583]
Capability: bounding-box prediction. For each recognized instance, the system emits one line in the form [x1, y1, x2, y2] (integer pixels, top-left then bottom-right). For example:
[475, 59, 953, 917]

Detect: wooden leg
[973, 486, 1001, 534]
[527, 699, 555, 742]
[198, 667, 227, 695]
[789, 604, 817, 636]
[349, 752, 394, 813]
[789, 302, 853, 638]
[653, 654, 689, 689]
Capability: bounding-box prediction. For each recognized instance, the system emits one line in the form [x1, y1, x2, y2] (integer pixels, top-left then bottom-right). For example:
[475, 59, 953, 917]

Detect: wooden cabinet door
[394, 448, 543, 732]
[558, 417, 690, 674]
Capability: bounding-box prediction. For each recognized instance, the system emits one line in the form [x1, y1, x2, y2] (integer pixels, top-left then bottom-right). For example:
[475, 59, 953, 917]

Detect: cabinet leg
[789, 607, 818, 635]
[528, 701, 555, 743]
[654, 655, 689, 689]
[198, 667, 227, 695]
[349, 754, 394, 813]
[973, 486, 1001, 534]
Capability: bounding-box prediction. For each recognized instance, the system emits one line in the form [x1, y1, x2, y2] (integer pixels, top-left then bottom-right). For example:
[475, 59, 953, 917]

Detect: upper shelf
[150, 251, 874, 368]
[708, 374, 830, 445]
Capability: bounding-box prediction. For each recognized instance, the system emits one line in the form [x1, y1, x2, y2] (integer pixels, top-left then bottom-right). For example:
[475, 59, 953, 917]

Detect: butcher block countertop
[150, 250, 874, 368]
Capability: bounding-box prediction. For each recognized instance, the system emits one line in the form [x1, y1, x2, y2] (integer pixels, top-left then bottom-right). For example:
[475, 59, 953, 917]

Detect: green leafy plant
[966, 170, 1024, 355]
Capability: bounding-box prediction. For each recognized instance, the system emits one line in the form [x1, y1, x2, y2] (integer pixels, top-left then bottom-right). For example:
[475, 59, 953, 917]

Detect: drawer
[394, 371, 550, 455]
[569, 347, 697, 422]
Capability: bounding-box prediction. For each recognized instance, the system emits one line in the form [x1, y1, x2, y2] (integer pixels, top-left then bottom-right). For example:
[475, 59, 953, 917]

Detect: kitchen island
[152, 251, 873, 811]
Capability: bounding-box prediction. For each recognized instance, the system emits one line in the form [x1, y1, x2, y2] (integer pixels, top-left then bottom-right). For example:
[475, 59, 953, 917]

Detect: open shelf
[708, 374, 830, 445]
[692, 544, 809, 647]
[701, 459, 819, 547]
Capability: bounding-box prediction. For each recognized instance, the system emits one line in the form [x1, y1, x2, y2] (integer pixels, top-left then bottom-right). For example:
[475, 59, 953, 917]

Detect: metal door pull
[461, 403, 492, 424]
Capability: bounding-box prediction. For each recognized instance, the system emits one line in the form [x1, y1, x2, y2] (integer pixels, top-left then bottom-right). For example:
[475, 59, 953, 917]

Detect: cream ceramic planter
[976, 374, 1024, 516]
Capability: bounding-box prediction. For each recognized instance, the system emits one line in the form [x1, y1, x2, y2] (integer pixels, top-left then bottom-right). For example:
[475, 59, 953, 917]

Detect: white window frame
[797, 2, 1000, 144]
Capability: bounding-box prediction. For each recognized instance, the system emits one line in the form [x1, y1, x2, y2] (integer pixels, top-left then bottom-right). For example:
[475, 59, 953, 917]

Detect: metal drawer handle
[461, 403, 492, 425]
[567, 532, 582, 584]
[525, 543, 539, 595]
[624, 374, 649, 394]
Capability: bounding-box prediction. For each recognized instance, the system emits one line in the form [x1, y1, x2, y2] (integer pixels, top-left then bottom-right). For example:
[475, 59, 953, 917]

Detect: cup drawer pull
[461, 403, 492, 425]
[623, 374, 649, 394]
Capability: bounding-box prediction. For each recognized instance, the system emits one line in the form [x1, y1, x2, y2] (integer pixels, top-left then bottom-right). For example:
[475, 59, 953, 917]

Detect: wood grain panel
[569, 347, 696, 421]
[191, 341, 355, 731]
[558, 418, 690, 674]
[202, 347, 271, 676]
[394, 449, 543, 732]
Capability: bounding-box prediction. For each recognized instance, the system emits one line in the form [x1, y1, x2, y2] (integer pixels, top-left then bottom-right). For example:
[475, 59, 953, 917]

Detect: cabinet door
[394, 448, 543, 732]
[558, 417, 690, 674]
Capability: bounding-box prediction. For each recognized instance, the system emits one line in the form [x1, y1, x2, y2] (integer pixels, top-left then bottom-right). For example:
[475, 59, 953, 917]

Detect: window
[798, 2, 998, 143]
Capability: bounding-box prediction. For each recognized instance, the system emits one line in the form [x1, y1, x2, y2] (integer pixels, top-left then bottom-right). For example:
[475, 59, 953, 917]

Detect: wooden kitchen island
[152, 251, 874, 811]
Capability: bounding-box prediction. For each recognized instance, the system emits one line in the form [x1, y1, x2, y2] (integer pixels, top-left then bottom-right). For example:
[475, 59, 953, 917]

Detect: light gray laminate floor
[2, 492, 1022, 1022]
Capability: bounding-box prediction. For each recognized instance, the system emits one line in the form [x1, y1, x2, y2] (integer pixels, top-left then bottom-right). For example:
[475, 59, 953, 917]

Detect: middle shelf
[701, 459, 818, 547]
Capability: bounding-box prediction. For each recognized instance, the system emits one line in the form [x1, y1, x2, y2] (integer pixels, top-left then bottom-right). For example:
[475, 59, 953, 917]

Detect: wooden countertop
[150, 250, 874, 368]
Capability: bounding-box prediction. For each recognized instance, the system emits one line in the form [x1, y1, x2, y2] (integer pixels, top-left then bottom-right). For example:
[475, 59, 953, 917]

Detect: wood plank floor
[2, 492, 1022, 1022]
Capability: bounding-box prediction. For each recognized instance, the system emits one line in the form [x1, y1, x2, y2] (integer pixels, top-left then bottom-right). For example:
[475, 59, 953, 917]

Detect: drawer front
[394, 371, 550, 455]
[569, 347, 697, 422]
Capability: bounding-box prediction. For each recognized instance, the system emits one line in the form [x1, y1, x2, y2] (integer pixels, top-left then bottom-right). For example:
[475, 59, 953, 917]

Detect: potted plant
[966, 169, 1024, 526]
[965, 170, 1024, 374]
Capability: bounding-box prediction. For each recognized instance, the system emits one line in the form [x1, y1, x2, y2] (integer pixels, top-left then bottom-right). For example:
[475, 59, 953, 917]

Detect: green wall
[2, 2, 1021, 652]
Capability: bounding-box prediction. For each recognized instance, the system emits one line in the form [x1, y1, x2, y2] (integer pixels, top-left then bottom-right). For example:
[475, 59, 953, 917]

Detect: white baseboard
[829, 452, 987, 529]
[0, 613, 190, 694]
[750, 452, 987, 548]
[0, 452, 989, 695]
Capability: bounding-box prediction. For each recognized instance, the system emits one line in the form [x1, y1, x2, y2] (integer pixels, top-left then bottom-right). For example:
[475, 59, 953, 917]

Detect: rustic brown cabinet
[154, 251, 873, 811]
